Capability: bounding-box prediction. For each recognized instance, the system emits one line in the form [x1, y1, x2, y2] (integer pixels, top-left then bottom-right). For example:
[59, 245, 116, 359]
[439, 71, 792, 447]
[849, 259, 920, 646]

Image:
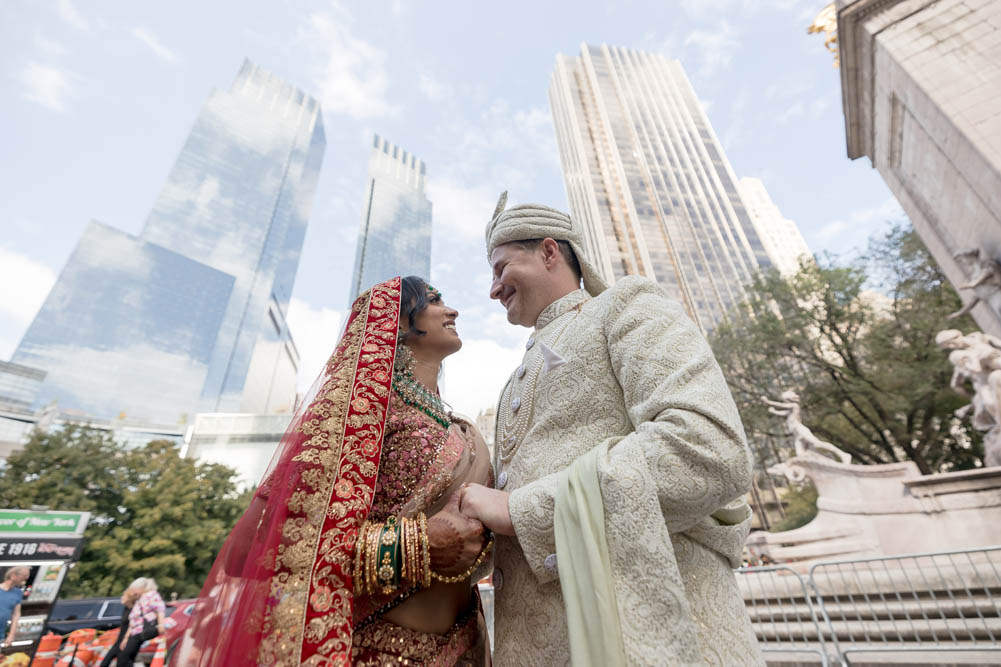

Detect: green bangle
[376, 517, 400, 593]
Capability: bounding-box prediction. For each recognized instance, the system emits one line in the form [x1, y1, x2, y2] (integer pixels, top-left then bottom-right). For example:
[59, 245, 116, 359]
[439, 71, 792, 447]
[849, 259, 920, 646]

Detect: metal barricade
[735, 565, 832, 665]
[807, 546, 1001, 663]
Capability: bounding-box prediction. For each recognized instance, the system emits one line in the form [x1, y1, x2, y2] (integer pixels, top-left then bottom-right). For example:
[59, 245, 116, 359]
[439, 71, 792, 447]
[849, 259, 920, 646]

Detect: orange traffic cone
[149, 637, 167, 667]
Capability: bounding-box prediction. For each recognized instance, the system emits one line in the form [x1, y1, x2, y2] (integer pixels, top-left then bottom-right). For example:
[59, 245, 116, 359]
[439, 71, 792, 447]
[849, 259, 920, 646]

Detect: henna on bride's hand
[428, 516, 462, 571]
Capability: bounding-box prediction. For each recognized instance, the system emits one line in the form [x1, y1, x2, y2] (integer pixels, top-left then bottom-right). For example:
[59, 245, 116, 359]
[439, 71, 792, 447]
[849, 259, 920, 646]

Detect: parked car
[136, 599, 197, 664]
[45, 598, 124, 635]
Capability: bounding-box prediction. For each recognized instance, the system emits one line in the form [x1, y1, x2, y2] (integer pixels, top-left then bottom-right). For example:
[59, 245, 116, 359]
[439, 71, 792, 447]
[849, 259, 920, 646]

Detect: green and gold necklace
[392, 369, 451, 429]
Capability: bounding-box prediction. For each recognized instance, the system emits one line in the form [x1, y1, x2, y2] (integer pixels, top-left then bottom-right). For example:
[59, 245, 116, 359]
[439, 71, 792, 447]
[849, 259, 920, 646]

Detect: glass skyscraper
[550, 44, 771, 332]
[13, 60, 325, 425]
[348, 134, 431, 303]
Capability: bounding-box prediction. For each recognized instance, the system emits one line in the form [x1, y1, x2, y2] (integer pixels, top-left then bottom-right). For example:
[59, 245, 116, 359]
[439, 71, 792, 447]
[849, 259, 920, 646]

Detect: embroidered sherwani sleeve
[508, 277, 753, 584]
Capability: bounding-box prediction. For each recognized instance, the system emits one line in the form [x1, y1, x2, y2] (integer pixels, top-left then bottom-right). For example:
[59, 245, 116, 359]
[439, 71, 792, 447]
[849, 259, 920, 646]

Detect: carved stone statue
[765, 460, 807, 484]
[948, 248, 1001, 320]
[937, 328, 1001, 466]
[761, 390, 853, 468]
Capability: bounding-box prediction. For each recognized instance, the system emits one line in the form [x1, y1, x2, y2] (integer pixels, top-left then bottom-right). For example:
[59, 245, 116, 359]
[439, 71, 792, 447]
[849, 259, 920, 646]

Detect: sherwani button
[544, 554, 558, 575]
[526, 338, 535, 350]
[517, 365, 526, 378]
[511, 397, 521, 412]
[498, 471, 509, 489]
[493, 568, 504, 591]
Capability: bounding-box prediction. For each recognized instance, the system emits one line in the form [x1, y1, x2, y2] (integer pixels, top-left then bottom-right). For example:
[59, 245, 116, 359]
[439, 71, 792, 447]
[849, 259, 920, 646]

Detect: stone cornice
[904, 467, 1001, 495]
[837, 0, 905, 160]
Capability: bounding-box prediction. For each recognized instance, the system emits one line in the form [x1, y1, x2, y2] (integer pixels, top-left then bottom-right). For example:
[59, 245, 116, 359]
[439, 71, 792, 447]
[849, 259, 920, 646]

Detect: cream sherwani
[492, 277, 764, 666]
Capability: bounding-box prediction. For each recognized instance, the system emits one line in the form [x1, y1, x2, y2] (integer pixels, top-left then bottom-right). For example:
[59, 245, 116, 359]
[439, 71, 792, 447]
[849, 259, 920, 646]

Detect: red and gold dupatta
[173, 277, 402, 666]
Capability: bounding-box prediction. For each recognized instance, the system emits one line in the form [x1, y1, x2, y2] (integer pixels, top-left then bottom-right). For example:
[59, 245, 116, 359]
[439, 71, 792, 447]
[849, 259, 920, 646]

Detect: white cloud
[810, 198, 906, 255]
[427, 178, 499, 241]
[810, 96, 832, 119]
[418, 73, 448, 101]
[775, 101, 805, 124]
[19, 62, 75, 113]
[680, 0, 808, 20]
[131, 27, 178, 64]
[55, 0, 91, 32]
[0, 247, 56, 325]
[286, 297, 344, 393]
[34, 35, 68, 58]
[721, 86, 750, 150]
[684, 21, 741, 77]
[441, 338, 524, 421]
[300, 9, 394, 118]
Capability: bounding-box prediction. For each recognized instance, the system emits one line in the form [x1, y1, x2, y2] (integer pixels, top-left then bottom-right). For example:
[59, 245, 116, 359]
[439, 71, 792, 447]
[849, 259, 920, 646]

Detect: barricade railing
[735, 565, 832, 665]
[808, 545, 1001, 663]
[738, 545, 1001, 665]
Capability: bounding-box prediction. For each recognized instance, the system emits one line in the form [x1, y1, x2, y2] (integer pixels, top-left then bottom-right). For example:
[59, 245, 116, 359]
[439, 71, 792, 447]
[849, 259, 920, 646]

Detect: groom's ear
[539, 238, 561, 268]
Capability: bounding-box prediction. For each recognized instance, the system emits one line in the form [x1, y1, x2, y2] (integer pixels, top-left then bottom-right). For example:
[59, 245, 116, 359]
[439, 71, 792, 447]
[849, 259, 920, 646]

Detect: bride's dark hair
[400, 276, 430, 341]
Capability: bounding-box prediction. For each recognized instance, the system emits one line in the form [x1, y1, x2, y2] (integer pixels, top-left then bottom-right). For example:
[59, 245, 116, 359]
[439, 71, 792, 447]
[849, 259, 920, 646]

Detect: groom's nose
[489, 278, 503, 300]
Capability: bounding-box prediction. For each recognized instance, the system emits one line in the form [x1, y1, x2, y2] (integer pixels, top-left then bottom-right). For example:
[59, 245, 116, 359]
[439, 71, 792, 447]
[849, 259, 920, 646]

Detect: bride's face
[406, 288, 462, 361]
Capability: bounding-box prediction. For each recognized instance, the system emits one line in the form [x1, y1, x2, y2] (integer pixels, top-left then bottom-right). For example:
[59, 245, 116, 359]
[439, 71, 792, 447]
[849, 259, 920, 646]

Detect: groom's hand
[459, 484, 515, 536]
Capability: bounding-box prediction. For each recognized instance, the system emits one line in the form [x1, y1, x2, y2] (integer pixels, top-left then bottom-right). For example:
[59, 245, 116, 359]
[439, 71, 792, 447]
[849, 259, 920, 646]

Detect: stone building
[837, 0, 1001, 334]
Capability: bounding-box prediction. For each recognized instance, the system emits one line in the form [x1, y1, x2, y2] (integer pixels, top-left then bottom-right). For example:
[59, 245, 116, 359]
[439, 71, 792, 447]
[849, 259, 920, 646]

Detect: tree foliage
[0, 426, 251, 598]
[771, 482, 819, 532]
[711, 226, 984, 476]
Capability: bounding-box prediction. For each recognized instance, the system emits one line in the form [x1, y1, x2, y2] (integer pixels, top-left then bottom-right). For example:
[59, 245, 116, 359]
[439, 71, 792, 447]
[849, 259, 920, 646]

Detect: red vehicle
[135, 598, 197, 664]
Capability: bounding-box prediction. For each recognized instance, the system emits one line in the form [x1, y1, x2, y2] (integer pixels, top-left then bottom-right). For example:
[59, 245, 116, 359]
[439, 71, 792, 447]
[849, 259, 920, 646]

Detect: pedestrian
[115, 577, 165, 667]
[0, 567, 29, 649]
[98, 584, 139, 667]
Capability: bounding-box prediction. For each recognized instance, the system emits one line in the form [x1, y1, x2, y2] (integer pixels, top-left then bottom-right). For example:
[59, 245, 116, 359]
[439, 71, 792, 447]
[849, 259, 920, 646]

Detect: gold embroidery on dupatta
[256, 292, 371, 666]
[257, 281, 400, 666]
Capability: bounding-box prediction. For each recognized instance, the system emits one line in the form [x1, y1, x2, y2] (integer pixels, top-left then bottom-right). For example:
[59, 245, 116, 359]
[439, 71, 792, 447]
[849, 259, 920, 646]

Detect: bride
[173, 276, 494, 666]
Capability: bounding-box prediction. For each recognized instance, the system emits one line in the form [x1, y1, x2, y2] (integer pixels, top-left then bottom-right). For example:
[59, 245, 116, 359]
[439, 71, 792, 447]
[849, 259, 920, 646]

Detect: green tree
[711, 225, 984, 477]
[0, 427, 251, 597]
[771, 481, 819, 532]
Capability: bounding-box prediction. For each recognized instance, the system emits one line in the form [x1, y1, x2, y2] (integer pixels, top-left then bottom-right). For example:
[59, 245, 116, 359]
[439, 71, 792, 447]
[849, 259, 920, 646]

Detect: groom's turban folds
[485, 191, 608, 296]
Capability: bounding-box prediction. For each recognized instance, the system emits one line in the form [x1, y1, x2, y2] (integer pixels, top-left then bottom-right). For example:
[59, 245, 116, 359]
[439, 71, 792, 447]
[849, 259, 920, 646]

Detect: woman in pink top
[116, 577, 165, 667]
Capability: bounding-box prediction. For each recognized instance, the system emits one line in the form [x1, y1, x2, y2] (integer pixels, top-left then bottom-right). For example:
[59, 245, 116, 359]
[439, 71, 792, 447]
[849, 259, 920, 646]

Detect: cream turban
[485, 191, 608, 296]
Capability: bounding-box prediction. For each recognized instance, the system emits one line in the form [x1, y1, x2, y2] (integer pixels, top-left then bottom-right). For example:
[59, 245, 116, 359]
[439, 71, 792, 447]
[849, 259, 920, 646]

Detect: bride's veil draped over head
[173, 277, 403, 667]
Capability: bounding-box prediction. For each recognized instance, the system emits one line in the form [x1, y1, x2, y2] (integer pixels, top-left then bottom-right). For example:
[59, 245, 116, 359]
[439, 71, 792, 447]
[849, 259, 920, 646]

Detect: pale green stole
[554, 444, 628, 667]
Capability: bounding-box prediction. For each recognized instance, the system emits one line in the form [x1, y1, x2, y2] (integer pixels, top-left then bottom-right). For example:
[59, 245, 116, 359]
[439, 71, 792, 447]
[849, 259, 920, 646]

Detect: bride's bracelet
[431, 535, 494, 584]
[355, 513, 431, 596]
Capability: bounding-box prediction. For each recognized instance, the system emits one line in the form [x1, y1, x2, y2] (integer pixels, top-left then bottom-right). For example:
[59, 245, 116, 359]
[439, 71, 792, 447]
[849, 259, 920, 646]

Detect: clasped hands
[426, 483, 514, 577]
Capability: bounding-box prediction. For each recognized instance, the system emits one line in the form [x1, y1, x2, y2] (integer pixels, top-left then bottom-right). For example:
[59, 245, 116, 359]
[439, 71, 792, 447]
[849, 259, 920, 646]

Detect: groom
[459, 194, 763, 666]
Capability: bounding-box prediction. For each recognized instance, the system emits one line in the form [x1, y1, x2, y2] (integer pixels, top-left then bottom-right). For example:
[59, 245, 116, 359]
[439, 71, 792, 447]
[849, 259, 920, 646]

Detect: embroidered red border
[299, 277, 400, 665]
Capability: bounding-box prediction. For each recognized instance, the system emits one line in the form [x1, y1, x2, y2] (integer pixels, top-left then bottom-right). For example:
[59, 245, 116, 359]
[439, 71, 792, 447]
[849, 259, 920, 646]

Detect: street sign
[0, 510, 89, 536]
[0, 537, 83, 561]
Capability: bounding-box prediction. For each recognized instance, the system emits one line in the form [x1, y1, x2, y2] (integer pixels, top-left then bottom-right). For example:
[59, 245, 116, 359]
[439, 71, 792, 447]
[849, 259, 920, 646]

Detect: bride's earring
[394, 339, 417, 375]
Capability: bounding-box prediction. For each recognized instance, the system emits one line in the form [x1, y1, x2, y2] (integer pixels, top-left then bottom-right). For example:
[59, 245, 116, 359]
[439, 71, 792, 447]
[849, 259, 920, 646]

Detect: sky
[0, 0, 903, 420]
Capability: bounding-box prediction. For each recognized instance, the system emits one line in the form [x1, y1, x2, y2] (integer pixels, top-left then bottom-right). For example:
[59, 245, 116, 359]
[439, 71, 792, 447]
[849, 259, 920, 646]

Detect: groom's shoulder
[592, 275, 681, 316]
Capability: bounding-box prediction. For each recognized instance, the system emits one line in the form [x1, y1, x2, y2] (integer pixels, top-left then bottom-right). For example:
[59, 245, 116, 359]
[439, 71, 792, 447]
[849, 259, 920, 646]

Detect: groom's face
[489, 242, 550, 327]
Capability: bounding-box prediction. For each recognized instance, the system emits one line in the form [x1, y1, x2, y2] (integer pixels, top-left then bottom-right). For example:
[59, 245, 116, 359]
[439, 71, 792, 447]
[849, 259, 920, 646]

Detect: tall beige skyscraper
[739, 177, 813, 277]
[549, 43, 771, 332]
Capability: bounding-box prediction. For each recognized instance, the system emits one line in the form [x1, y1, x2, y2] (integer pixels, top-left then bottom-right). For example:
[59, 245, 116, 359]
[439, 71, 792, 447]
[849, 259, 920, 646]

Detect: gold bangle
[367, 520, 382, 594]
[354, 522, 368, 595]
[421, 513, 431, 588]
[431, 536, 495, 584]
[404, 516, 415, 584]
[400, 517, 408, 582]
